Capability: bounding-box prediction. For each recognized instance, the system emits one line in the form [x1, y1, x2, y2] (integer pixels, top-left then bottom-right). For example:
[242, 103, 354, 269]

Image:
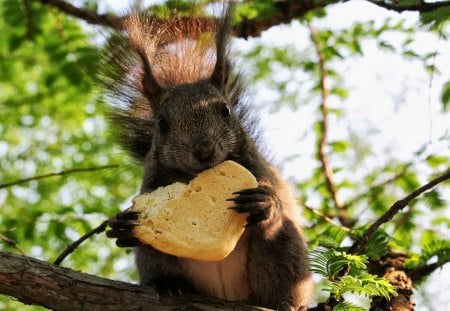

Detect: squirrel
[104, 4, 313, 311]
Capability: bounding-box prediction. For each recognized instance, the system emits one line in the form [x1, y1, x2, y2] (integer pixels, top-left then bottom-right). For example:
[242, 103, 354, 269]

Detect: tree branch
[368, 0, 450, 13]
[0, 234, 25, 256]
[0, 251, 271, 311]
[367, 253, 415, 311]
[0, 164, 119, 189]
[348, 169, 450, 255]
[22, 0, 34, 40]
[309, 25, 355, 228]
[408, 262, 442, 283]
[235, 1, 330, 38]
[53, 220, 109, 265]
[35, 0, 124, 28]
[34, 0, 450, 39]
[34, 0, 329, 37]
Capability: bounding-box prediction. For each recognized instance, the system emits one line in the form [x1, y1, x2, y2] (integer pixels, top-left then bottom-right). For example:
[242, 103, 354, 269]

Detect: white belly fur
[180, 234, 250, 301]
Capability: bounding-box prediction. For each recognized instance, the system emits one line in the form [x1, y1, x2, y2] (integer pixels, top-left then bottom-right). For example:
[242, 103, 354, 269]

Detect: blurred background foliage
[0, 0, 449, 310]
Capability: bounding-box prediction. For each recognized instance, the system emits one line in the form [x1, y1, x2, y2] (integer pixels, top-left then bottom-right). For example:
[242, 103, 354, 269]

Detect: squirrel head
[150, 80, 245, 176]
[128, 5, 247, 176]
[137, 6, 243, 176]
[102, 4, 255, 176]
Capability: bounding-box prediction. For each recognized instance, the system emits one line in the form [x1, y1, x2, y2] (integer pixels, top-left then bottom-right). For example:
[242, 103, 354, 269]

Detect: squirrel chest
[180, 233, 250, 301]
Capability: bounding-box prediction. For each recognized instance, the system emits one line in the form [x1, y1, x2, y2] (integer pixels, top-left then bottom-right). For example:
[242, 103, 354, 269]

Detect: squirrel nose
[193, 139, 215, 162]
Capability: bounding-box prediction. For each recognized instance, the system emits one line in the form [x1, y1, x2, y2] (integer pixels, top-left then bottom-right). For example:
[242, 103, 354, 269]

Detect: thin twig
[348, 168, 450, 256]
[343, 163, 412, 209]
[53, 219, 109, 265]
[22, 0, 34, 40]
[309, 25, 354, 228]
[0, 164, 119, 189]
[300, 200, 350, 232]
[0, 233, 26, 256]
[409, 262, 442, 282]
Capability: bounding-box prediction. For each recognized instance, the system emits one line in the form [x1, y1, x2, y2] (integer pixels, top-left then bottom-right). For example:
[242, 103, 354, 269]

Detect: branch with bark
[309, 25, 356, 228]
[328, 169, 450, 311]
[35, 0, 123, 28]
[34, 0, 327, 37]
[367, 0, 450, 12]
[0, 251, 270, 311]
[347, 168, 450, 256]
[34, 0, 450, 39]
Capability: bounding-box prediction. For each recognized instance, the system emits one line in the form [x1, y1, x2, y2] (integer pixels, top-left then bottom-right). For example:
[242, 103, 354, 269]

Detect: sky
[99, 0, 450, 309]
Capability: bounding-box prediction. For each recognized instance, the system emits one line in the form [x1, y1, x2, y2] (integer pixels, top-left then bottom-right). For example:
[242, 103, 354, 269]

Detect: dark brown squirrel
[104, 4, 313, 311]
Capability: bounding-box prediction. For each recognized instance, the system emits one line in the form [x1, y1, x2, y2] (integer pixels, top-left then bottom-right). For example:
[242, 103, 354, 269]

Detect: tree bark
[0, 251, 269, 311]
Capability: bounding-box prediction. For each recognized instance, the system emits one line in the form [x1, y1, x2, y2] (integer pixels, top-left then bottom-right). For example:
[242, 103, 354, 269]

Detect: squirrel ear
[136, 48, 164, 106]
[210, 4, 234, 90]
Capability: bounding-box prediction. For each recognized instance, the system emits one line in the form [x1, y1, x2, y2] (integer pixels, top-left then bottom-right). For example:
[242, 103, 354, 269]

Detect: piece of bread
[131, 160, 258, 261]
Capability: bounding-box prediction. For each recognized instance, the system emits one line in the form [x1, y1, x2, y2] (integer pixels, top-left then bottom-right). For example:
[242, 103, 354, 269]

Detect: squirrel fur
[104, 4, 313, 310]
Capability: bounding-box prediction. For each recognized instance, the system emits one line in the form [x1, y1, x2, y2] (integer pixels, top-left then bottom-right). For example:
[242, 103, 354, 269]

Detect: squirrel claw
[115, 210, 140, 221]
[107, 209, 142, 247]
[229, 185, 277, 226]
[151, 275, 197, 296]
[108, 218, 138, 229]
[115, 236, 142, 247]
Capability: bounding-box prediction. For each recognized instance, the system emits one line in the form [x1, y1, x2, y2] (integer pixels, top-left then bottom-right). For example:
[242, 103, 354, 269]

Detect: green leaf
[330, 140, 350, 154]
[324, 274, 397, 300]
[333, 301, 366, 311]
[420, 7, 450, 29]
[431, 216, 450, 228]
[331, 87, 349, 99]
[378, 40, 396, 52]
[440, 81, 450, 111]
[405, 240, 450, 269]
[310, 248, 368, 278]
[309, 224, 348, 249]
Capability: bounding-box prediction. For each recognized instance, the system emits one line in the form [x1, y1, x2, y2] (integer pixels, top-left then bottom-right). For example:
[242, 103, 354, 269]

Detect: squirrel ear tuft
[210, 3, 234, 90]
[136, 48, 164, 107]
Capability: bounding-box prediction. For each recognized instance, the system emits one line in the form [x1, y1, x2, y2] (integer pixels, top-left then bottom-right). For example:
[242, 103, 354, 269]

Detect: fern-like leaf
[351, 227, 391, 259]
[405, 239, 450, 269]
[324, 275, 397, 300]
[310, 248, 368, 278]
[332, 301, 366, 311]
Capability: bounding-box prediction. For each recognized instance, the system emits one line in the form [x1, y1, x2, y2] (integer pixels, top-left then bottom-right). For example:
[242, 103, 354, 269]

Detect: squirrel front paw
[106, 209, 142, 247]
[229, 185, 280, 227]
[151, 275, 197, 296]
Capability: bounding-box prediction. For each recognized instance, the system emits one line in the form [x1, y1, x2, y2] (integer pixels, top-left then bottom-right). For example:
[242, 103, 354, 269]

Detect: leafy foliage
[0, 2, 140, 309]
[324, 275, 397, 301]
[332, 301, 367, 311]
[441, 81, 450, 111]
[310, 248, 368, 278]
[405, 240, 450, 270]
[350, 227, 391, 259]
[1, 0, 449, 310]
[310, 248, 397, 309]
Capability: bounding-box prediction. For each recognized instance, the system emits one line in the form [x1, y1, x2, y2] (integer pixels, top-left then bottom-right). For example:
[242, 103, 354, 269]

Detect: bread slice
[131, 160, 257, 261]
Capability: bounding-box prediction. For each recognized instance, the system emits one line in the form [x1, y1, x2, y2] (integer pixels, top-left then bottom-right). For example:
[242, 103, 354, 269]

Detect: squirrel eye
[221, 104, 231, 119]
[158, 117, 169, 133]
